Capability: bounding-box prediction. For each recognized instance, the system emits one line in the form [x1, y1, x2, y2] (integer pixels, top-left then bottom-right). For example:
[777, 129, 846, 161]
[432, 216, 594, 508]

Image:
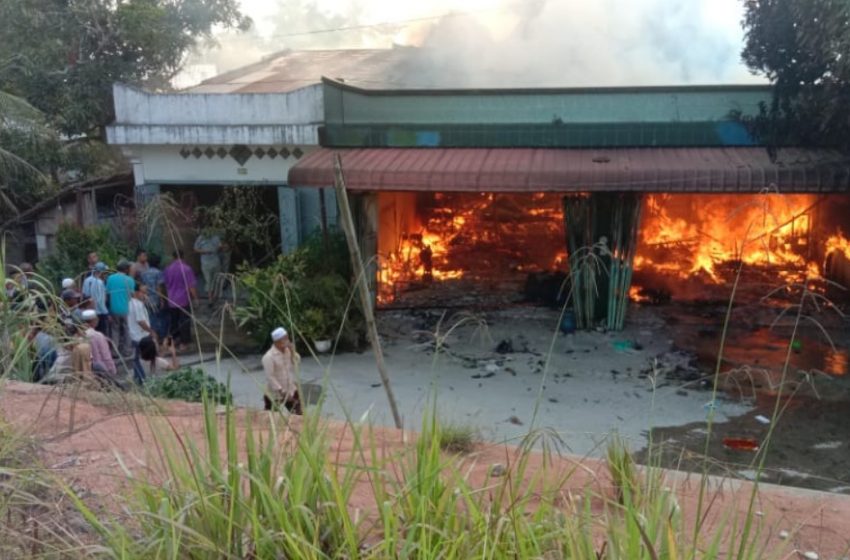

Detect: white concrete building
[107, 80, 329, 253]
[104, 47, 454, 253]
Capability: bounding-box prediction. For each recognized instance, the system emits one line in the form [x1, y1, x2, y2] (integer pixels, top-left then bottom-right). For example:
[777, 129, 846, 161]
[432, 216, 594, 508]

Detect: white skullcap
[61, 278, 75, 289]
[271, 327, 288, 341]
[81, 309, 97, 321]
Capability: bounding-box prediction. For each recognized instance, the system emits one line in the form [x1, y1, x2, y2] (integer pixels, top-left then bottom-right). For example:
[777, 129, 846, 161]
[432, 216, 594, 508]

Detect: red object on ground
[723, 437, 760, 451]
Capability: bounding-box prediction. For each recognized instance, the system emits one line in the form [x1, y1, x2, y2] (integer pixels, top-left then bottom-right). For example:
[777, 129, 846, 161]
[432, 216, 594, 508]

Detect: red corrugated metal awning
[288, 148, 850, 193]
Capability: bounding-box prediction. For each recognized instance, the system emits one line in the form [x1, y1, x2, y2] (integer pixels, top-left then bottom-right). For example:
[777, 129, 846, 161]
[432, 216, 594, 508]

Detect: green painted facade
[321, 79, 772, 149]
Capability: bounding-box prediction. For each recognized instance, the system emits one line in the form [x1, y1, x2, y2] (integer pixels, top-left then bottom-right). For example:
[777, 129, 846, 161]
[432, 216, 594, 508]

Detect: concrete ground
[188, 306, 750, 457]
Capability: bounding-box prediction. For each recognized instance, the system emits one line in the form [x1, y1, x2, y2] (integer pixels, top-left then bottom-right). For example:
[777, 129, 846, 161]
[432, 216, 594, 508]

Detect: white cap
[271, 327, 288, 341]
[61, 278, 75, 289]
[81, 309, 97, 321]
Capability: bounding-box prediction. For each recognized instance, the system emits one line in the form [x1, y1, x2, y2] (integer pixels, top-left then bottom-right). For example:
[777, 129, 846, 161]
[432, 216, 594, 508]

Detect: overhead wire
[250, 6, 499, 40]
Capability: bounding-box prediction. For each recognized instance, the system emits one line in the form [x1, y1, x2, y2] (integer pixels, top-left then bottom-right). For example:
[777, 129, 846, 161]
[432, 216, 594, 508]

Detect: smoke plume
[403, 0, 760, 87]
[188, 0, 762, 88]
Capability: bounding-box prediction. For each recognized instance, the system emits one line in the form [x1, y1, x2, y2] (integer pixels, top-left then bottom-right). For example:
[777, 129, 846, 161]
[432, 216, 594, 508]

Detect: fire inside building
[290, 79, 850, 328]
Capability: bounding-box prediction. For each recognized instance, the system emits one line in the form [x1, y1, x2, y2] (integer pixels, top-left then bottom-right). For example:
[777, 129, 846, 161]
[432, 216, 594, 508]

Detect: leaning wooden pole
[333, 154, 403, 429]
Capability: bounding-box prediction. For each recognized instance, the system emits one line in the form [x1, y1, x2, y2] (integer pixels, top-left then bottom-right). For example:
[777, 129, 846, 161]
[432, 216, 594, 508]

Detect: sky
[188, 0, 764, 87]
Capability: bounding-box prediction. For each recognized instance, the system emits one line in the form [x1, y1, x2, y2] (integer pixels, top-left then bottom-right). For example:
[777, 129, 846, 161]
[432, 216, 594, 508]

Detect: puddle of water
[639, 397, 850, 493]
[681, 326, 848, 377]
[640, 307, 850, 493]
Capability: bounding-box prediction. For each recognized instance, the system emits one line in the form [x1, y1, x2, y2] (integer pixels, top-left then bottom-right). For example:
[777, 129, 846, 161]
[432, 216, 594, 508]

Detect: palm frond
[0, 90, 43, 124]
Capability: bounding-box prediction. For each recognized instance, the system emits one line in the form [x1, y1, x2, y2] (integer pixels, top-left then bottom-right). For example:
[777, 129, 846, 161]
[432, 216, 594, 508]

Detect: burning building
[107, 49, 850, 329]
[290, 79, 850, 328]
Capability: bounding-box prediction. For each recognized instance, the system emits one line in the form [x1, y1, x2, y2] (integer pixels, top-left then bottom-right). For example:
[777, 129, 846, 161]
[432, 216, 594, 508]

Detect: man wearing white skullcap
[61, 278, 75, 290]
[82, 309, 116, 376]
[262, 327, 302, 413]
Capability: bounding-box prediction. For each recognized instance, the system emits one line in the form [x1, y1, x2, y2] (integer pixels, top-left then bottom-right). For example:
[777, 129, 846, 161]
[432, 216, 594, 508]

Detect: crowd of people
[6, 234, 302, 414]
[5, 246, 211, 388]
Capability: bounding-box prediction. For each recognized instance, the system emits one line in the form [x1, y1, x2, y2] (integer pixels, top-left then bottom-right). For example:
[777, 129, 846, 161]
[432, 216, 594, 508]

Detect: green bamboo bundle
[564, 195, 595, 329]
[608, 194, 643, 331]
[563, 193, 644, 331]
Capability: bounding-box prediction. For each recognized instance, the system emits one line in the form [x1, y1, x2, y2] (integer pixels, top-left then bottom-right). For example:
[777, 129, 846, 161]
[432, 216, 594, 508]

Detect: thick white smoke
[404, 0, 762, 87]
[190, 0, 763, 88]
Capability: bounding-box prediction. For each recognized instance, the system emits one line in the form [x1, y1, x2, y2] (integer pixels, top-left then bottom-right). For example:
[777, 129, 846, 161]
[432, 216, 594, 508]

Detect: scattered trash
[548, 397, 558, 403]
[560, 311, 577, 334]
[791, 339, 803, 353]
[489, 463, 507, 477]
[778, 530, 789, 540]
[495, 339, 514, 354]
[507, 415, 523, 426]
[812, 441, 842, 450]
[704, 401, 718, 412]
[675, 389, 689, 397]
[754, 414, 771, 425]
[723, 437, 760, 452]
[801, 552, 819, 560]
[50, 456, 80, 470]
[653, 350, 702, 382]
[484, 363, 500, 375]
[612, 340, 634, 353]
[370, 383, 381, 388]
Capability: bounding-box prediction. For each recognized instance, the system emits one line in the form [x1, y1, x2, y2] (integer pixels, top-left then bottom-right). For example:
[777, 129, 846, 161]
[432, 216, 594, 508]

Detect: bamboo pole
[333, 154, 403, 429]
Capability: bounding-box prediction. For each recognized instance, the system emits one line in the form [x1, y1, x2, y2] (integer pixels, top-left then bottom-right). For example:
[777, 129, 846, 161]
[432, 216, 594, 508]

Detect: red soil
[1, 381, 848, 557]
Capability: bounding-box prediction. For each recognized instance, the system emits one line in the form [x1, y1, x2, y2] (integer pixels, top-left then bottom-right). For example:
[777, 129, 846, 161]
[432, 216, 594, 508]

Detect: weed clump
[434, 422, 478, 454]
[145, 367, 231, 404]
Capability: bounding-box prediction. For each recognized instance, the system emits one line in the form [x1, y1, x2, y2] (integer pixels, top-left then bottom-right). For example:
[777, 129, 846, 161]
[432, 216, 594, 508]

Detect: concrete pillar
[298, 188, 321, 239]
[352, 192, 378, 303]
[278, 186, 300, 254]
[295, 187, 339, 243]
[320, 187, 339, 228]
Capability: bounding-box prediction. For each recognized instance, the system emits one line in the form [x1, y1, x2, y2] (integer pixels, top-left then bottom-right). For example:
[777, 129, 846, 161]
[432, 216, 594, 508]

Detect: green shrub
[301, 227, 352, 279]
[301, 272, 364, 346]
[37, 223, 131, 287]
[235, 231, 365, 350]
[146, 367, 232, 405]
[235, 250, 307, 347]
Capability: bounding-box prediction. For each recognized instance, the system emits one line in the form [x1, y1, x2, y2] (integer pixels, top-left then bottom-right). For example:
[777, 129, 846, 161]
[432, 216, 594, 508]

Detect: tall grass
[66, 390, 785, 559]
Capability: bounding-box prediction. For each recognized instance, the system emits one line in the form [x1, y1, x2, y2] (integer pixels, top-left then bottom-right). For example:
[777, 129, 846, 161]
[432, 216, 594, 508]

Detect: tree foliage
[741, 0, 850, 151]
[0, 0, 249, 221]
[37, 223, 131, 287]
[0, 95, 118, 221]
[0, 0, 250, 138]
[0, 88, 52, 218]
[195, 186, 277, 264]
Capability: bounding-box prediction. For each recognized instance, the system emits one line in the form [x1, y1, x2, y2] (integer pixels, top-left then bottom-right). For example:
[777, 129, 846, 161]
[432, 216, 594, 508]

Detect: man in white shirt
[261, 327, 302, 414]
[128, 282, 155, 384]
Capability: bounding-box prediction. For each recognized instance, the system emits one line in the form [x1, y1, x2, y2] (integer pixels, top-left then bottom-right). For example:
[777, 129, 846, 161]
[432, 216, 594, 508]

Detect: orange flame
[377, 193, 565, 304]
[634, 194, 816, 285]
[826, 233, 850, 262]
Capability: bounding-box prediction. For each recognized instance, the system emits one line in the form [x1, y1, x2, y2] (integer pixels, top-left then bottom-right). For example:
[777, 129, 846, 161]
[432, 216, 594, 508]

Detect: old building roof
[0, 173, 134, 231]
[289, 148, 850, 193]
[189, 48, 425, 94]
